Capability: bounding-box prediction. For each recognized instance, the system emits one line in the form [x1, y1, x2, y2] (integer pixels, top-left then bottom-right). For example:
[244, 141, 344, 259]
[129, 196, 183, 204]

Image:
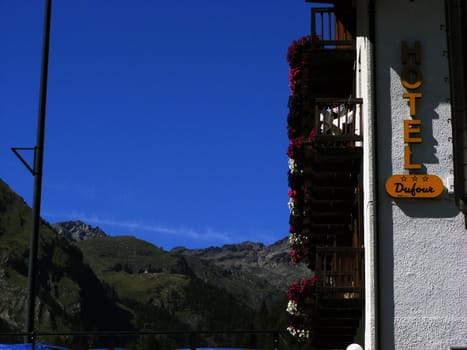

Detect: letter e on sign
[404, 119, 422, 143]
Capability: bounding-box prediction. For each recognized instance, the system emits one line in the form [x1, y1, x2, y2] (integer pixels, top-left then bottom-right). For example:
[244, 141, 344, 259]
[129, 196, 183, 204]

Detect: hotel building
[286, 0, 467, 348]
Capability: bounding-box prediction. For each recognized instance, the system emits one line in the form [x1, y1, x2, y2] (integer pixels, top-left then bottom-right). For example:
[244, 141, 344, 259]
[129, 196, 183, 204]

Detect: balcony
[311, 7, 354, 48]
[311, 247, 363, 349]
[301, 7, 356, 99]
[315, 247, 363, 293]
[312, 97, 363, 143]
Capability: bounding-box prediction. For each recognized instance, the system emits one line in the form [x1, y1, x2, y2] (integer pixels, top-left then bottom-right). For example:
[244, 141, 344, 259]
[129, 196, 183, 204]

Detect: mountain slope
[0, 181, 223, 348]
[76, 235, 272, 323]
[54, 221, 301, 347]
[0, 179, 133, 346]
[73, 234, 284, 348]
[54, 220, 310, 310]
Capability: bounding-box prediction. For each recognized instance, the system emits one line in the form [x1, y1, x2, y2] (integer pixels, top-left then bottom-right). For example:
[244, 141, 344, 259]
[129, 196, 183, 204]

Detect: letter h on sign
[401, 41, 423, 89]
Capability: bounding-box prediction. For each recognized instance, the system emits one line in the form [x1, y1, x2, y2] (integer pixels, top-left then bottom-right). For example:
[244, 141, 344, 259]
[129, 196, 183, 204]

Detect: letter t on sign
[403, 93, 422, 116]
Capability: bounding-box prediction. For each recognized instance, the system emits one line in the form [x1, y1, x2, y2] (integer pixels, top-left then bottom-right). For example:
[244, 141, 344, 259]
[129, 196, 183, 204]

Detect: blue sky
[1, 1, 314, 250]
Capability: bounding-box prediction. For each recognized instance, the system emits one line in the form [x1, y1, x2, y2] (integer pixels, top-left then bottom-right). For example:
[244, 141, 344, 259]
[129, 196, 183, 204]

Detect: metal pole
[24, 0, 52, 343]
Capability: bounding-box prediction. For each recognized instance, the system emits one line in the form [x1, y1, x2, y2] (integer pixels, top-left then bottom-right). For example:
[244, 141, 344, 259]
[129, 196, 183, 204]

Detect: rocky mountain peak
[52, 220, 107, 243]
[171, 236, 309, 289]
[172, 238, 289, 266]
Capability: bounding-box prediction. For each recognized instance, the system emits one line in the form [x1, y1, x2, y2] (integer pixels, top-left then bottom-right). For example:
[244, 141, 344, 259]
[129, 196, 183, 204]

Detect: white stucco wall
[356, 0, 377, 349]
[371, 0, 467, 349]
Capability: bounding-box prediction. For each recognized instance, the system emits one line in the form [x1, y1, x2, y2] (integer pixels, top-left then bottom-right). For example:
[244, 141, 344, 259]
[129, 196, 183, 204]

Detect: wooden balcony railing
[313, 98, 363, 143]
[311, 8, 354, 48]
[314, 247, 363, 299]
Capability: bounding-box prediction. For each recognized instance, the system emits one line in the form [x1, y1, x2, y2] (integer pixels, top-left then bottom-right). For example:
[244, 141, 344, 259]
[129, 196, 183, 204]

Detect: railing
[0, 330, 295, 350]
[314, 247, 363, 300]
[311, 8, 354, 48]
[313, 98, 363, 143]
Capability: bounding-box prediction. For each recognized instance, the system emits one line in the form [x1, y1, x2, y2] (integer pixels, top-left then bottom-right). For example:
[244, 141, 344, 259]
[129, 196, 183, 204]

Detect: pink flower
[289, 248, 304, 265]
[307, 128, 316, 141]
[287, 276, 317, 302]
[287, 138, 302, 157]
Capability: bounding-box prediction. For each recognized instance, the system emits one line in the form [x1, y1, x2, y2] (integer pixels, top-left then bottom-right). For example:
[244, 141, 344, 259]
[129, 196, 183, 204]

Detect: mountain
[52, 225, 296, 348]
[171, 239, 309, 290]
[54, 220, 307, 316]
[52, 221, 107, 242]
[0, 179, 133, 348]
[54, 221, 309, 292]
[0, 180, 307, 349]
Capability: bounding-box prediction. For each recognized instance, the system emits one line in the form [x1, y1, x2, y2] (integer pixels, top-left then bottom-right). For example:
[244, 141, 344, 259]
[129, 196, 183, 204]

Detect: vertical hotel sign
[385, 41, 444, 198]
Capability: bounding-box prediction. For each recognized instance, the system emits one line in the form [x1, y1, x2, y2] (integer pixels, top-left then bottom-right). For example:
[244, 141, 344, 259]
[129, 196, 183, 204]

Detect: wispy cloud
[43, 210, 233, 244]
[44, 180, 97, 200]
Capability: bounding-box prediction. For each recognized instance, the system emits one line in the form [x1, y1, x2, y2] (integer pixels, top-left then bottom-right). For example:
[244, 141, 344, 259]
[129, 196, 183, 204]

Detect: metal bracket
[11, 147, 36, 175]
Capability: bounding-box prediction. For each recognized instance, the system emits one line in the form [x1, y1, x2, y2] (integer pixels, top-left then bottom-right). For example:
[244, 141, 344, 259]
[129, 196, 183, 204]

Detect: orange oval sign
[385, 174, 444, 198]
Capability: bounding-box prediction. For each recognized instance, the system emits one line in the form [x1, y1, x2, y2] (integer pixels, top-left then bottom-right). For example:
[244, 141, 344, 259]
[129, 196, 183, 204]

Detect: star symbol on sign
[401, 176, 407, 182]
[422, 176, 429, 182]
[412, 176, 418, 182]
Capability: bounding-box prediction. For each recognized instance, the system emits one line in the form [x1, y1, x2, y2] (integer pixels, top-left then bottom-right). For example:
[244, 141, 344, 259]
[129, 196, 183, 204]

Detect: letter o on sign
[401, 65, 423, 89]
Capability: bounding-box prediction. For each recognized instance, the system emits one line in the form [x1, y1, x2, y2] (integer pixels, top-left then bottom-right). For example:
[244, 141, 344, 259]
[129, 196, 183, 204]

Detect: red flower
[287, 276, 317, 301]
[287, 138, 302, 156]
[307, 128, 316, 141]
[289, 248, 304, 265]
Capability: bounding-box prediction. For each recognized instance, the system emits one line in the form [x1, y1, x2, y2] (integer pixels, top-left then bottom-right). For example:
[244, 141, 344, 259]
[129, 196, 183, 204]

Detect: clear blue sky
[1, 1, 315, 250]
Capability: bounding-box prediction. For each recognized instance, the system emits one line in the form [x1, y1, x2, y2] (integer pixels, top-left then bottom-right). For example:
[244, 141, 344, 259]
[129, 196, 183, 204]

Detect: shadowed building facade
[286, 1, 467, 349]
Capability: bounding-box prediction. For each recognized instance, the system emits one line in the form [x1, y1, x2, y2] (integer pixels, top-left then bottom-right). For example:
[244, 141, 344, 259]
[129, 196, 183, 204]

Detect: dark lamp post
[22, 0, 52, 344]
